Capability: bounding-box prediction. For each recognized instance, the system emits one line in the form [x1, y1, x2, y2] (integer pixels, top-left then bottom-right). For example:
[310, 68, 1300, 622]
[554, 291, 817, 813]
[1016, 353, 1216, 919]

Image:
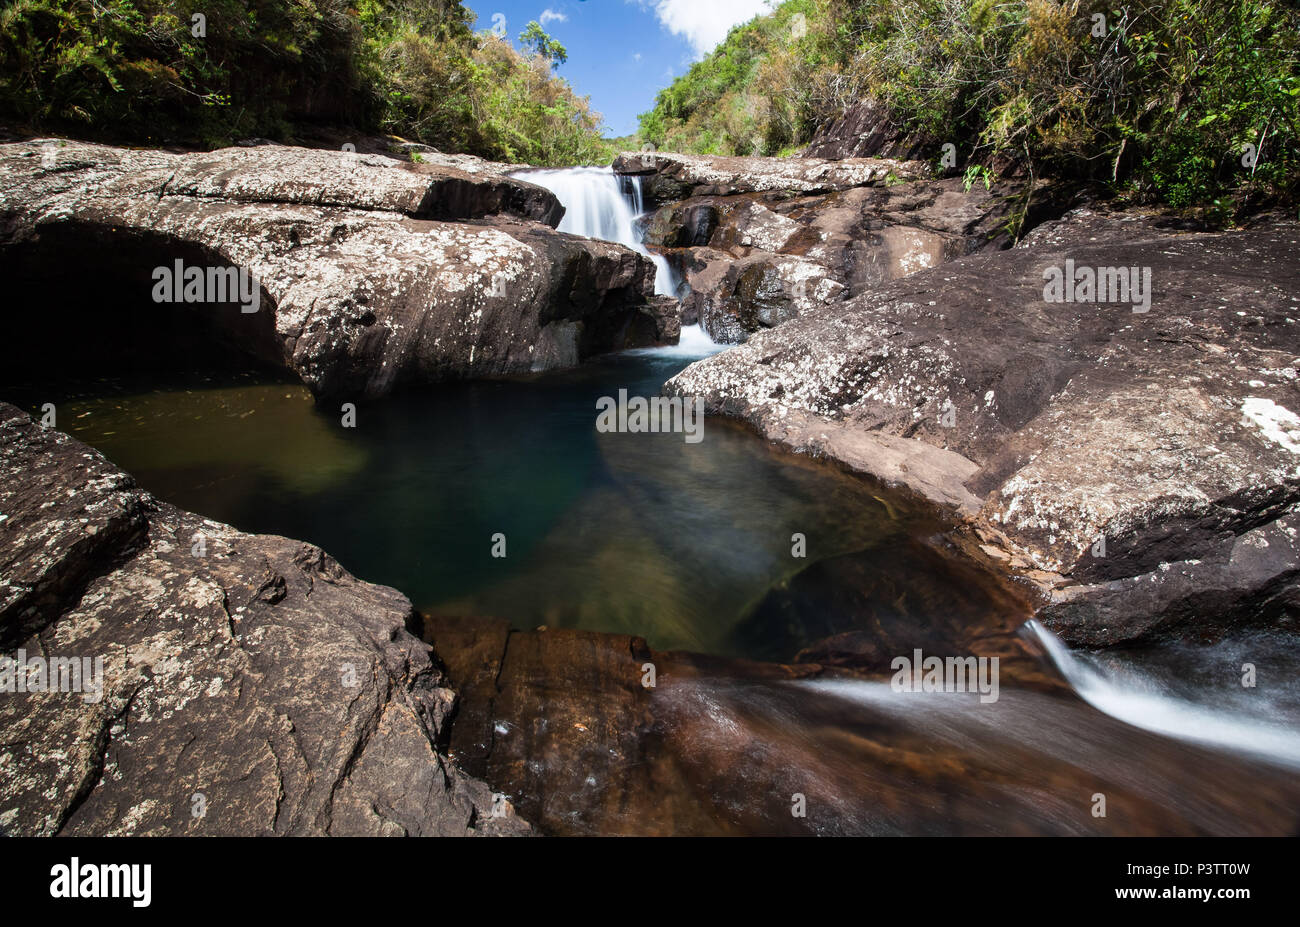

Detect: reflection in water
[37, 382, 368, 496]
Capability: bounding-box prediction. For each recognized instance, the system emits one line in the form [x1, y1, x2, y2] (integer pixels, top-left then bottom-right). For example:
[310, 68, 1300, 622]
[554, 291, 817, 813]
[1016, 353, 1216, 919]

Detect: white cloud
[638, 0, 776, 58]
[539, 8, 567, 26]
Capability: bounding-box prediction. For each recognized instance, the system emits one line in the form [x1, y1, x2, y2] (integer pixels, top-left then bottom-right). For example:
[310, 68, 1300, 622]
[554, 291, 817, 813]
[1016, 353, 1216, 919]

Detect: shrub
[638, 0, 1300, 213]
[0, 0, 612, 165]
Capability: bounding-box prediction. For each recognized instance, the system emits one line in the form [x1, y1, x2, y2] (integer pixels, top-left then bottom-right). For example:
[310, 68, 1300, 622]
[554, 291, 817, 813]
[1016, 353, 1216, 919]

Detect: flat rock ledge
[0, 403, 529, 836]
[667, 209, 1300, 646]
[613, 150, 929, 201]
[0, 139, 674, 399]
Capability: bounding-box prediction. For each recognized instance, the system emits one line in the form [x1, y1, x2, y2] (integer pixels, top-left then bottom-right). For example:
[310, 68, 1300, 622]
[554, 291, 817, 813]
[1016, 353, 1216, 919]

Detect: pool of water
[1, 332, 955, 659]
[8, 336, 1300, 835]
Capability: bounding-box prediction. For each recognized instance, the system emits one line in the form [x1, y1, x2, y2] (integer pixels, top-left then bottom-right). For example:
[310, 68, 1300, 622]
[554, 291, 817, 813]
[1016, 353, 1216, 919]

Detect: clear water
[8, 167, 1298, 835]
[2, 336, 945, 658]
[9, 340, 1300, 835]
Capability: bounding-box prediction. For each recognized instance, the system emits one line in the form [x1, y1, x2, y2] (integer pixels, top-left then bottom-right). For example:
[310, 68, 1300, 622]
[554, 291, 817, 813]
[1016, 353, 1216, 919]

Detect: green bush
[0, 0, 611, 165]
[638, 0, 1300, 214]
[0, 0, 364, 145]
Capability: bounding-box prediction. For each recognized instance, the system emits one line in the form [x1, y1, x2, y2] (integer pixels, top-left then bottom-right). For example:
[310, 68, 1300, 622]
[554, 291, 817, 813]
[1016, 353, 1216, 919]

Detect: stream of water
[6, 167, 1297, 835]
[518, 166, 679, 296]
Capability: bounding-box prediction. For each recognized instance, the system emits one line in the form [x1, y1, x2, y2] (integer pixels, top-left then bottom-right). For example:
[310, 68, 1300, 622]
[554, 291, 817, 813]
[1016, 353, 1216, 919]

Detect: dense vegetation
[639, 0, 1300, 214]
[0, 0, 611, 165]
[5, 0, 1296, 206]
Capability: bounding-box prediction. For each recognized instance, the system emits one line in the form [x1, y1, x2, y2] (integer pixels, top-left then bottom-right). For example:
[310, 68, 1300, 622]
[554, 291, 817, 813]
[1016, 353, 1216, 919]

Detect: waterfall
[1025, 619, 1300, 769]
[515, 166, 680, 298]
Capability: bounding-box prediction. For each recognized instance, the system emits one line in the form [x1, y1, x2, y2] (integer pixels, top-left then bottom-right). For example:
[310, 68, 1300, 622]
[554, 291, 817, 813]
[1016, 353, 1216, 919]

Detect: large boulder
[612, 150, 929, 204]
[626, 163, 1027, 343]
[0, 139, 670, 399]
[0, 403, 529, 836]
[677, 247, 846, 341]
[666, 209, 1300, 646]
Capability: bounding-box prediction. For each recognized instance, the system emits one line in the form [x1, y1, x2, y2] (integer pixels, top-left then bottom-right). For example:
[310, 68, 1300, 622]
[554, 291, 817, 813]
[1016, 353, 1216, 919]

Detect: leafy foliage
[0, 0, 610, 165]
[519, 20, 566, 66]
[638, 0, 1300, 212]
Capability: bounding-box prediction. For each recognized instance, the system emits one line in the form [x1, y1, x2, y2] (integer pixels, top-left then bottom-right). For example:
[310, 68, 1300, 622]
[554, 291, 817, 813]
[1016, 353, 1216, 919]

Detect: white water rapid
[516, 166, 679, 298]
[1025, 619, 1300, 769]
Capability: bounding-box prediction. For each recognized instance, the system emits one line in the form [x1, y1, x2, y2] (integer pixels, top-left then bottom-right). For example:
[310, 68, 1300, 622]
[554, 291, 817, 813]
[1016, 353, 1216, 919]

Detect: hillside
[638, 0, 1300, 215]
[0, 0, 611, 165]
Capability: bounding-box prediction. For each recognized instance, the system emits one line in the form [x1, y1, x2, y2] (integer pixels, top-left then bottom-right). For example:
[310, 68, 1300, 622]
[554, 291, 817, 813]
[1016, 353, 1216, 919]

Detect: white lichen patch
[1241, 396, 1300, 455]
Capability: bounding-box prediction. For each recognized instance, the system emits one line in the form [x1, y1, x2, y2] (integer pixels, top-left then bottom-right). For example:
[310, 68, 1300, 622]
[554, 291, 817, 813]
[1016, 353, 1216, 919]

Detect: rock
[679, 248, 847, 342]
[0, 403, 529, 836]
[386, 141, 441, 160]
[800, 97, 934, 162]
[612, 150, 930, 203]
[666, 209, 1300, 645]
[157, 144, 560, 224]
[671, 180, 1019, 342]
[621, 150, 1039, 343]
[425, 612, 1300, 836]
[638, 294, 683, 346]
[0, 139, 670, 399]
[423, 616, 666, 836]
[1040, 513, 1300, 646]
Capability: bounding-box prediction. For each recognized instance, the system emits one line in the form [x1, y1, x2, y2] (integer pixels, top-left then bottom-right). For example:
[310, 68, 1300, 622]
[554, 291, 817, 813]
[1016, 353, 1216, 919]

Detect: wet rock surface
[667, 209, 1300, 645]
[0, 403, 528, 836]
[0, 139, 670, 398]
[426, 605, 1300, 836]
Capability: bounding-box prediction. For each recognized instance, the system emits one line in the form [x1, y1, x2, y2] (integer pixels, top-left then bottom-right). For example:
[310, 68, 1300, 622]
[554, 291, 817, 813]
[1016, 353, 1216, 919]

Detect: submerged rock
[425, 612, 1300, 836]
[0, 139, 673, 398]
[666, 209, 1300, 645]
[0, 403, 528, 835]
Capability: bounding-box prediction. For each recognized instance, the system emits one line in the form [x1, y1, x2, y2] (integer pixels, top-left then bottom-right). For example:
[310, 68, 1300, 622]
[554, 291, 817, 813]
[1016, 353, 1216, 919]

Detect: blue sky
[461, 0, 776, 137]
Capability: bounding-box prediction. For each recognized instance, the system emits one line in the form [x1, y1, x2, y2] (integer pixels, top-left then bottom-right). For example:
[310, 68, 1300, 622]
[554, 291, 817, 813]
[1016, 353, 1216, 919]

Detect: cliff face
[0, 403, 528, 836]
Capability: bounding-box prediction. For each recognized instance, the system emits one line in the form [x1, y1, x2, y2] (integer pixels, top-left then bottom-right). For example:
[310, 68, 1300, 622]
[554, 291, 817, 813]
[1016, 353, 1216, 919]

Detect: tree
[519, 21, 567, 66]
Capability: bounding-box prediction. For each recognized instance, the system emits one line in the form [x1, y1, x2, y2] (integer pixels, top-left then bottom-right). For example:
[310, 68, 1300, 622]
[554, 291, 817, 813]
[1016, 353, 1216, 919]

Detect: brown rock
[0, 403, 528, 836]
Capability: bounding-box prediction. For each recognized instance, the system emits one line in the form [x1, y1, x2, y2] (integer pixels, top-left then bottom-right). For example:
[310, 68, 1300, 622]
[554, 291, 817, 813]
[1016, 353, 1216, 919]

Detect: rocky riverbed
[0, 139, 677, 398]
[1, 136, 1297, 836]
[664, 205, 1300, 647]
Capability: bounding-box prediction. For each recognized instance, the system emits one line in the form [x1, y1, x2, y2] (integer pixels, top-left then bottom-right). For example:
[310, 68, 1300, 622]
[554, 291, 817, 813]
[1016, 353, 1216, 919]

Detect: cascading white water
[1025, 619, 1300, 769]
[515, 166, 680, 298]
